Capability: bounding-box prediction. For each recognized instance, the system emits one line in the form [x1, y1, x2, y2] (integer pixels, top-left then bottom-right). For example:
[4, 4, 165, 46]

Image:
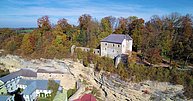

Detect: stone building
[74, 34, 133, 59]
[37, 68, 75, 90]
[18, 79, 60, 101]
[100, 34, 133, 58]
[37, 69, 65, 79]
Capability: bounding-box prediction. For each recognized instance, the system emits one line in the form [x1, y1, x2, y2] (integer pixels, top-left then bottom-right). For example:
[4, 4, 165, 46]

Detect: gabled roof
[22, 81, 36, 95]
[0, 95, 12, 101]
[73, 94, 96, 101]
[37, 69, 64, 74]
[0, 71, 20, 82]
[100, 34, 132, 44]
[20, 79, 60, 95]
[0, 68, 37, 83]
[18, 68, 37, 77]
[18, 79, 34, 86]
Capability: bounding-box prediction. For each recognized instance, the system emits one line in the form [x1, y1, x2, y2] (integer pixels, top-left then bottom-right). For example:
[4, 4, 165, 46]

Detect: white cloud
[0, 0, 191, 27]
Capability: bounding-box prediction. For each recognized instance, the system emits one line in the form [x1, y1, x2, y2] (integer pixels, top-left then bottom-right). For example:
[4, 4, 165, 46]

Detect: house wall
[36, 89, 51, 97]
[5, 76, 21, 93]
[30, 90, 37, 101]
[0, 81, 7, 95]
[101, 42, 122, 59]
[18, 84, 27, 90]
[23, 88, 51, 101]
[23, 89, 51, 101]
[128, 40, 133, 52]
[122, 39, 127, 54]
[37, 72, 64, 80]
[23, 95, 30, 101]
[100, 42, 107, 57]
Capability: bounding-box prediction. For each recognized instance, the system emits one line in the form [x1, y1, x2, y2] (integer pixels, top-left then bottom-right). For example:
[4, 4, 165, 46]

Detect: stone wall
[76, 47, 100, 55]
[37, 73, 75, 89]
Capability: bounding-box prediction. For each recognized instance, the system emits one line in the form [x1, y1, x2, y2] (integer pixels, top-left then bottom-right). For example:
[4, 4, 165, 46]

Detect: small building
[0, 71, 21, 93]
[100, 34, 133, 59]
[19, 79, 60, 101]
[37, 69, 65, 80]
[36, 68, 75, 90]
[73, 34, 133, 59]
[0, 68, 37, 94]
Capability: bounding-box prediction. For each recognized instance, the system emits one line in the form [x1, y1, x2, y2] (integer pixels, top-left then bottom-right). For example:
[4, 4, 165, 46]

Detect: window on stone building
[113, 44, 114, 47]
[118, 45, 120, 47]
[105, 43, 107, 45]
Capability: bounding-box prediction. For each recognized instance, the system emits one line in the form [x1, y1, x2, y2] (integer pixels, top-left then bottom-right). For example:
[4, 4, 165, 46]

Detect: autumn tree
[77, 14, 100, 48]
[114, 17, 128, 34]
[37, 16, 51, 32]
[21, 34, 35, 55]
[130, 18, 145, 51]
[146, 48, 162, 64]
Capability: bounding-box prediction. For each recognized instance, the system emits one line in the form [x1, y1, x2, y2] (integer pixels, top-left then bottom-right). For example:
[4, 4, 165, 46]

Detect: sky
[0, 0, 193, 28]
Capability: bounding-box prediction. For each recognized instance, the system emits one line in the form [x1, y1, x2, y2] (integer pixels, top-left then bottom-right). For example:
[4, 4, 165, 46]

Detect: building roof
[18, 68, 37, 77]
[0, 68, 37, 83]
[0, 95, 11, 101]
[0, 71, 20, 82]
[100, 34, 132, 44]
[22, 81, 36, 95]
[73, 94, 97, 101]
[37, 69, 64, 74]
[18, 79, 35, 86]
[20, 79, 60, 95]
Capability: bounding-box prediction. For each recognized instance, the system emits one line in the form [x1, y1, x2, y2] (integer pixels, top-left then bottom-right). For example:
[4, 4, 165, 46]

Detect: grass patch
[67, 87, 77, 99]
[37, 97, 51, 101]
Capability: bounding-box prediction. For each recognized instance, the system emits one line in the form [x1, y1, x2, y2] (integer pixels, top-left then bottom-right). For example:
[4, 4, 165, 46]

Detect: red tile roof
[73, 94, 97, 101]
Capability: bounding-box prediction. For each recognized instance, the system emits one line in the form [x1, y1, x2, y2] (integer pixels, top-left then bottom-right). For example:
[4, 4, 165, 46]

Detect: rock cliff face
[0, 55, 189, 101]
[0, 55, 71, 73]
[93, 72, 185, 101]
[0, 55, 76, 89]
